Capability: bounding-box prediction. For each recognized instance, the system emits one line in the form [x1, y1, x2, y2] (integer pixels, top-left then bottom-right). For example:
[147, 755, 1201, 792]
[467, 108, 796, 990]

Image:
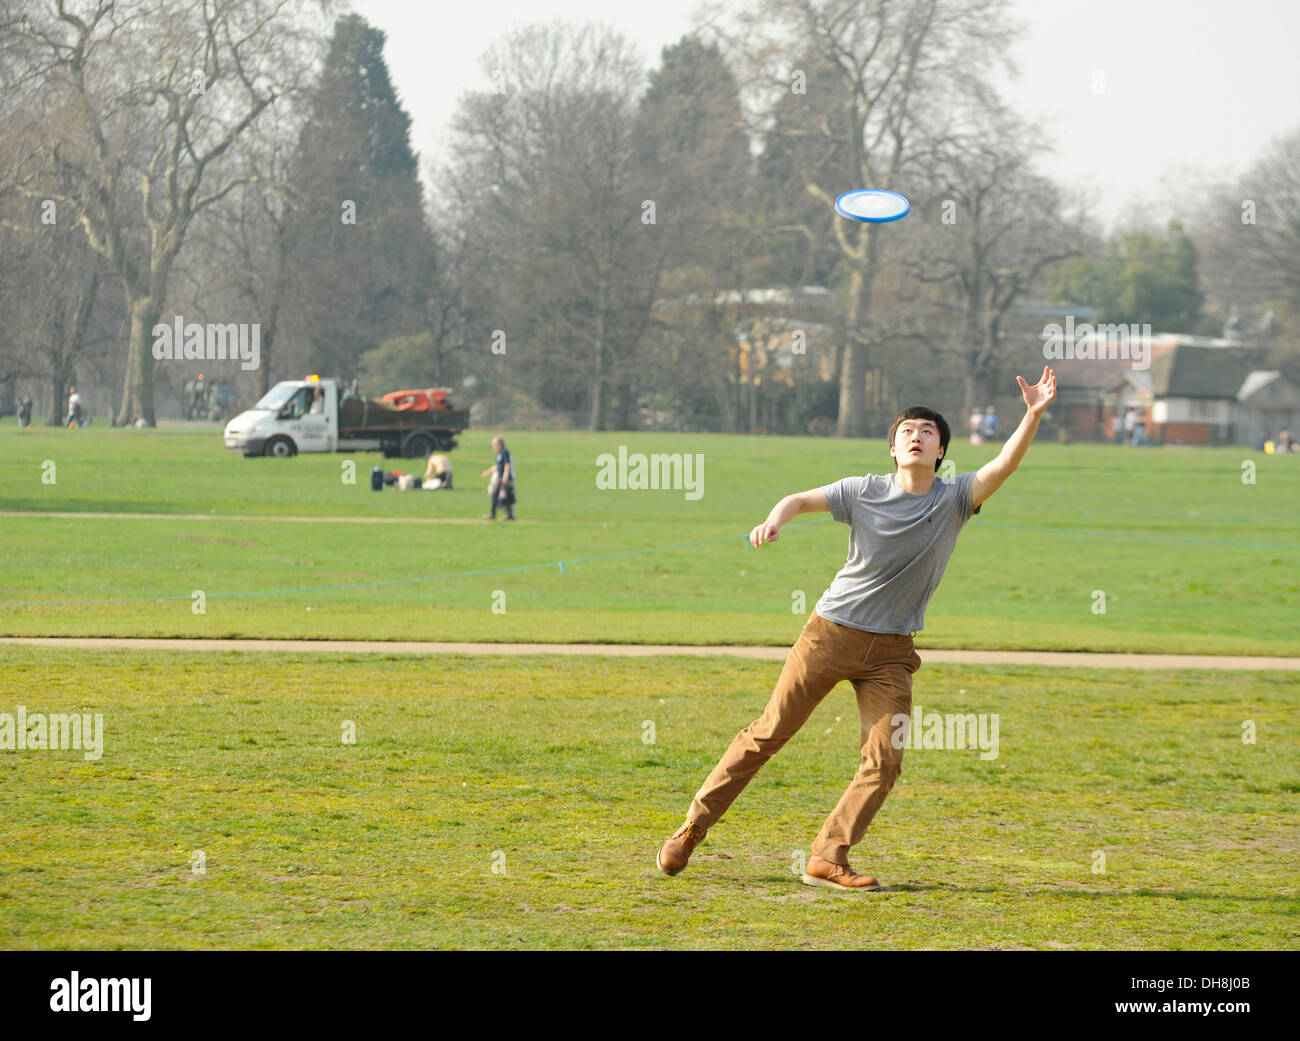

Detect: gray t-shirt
[814, 471, 980, 635]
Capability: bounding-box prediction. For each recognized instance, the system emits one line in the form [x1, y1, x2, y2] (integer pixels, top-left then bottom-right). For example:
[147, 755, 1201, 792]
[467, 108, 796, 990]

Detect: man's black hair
[887, 406, 950, 472]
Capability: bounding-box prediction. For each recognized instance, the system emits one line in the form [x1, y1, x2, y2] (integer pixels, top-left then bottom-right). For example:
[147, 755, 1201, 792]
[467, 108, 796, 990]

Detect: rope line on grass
[1, 516, 1293, 609]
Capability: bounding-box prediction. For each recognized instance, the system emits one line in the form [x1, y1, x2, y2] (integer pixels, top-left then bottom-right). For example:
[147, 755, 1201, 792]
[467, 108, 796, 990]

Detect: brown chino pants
[687, 610, 921, 865]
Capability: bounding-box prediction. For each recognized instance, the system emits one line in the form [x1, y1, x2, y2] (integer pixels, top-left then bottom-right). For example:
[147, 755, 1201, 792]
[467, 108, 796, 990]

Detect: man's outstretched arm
[972, 366, 1057, 509]
[750, 489, 830, 547]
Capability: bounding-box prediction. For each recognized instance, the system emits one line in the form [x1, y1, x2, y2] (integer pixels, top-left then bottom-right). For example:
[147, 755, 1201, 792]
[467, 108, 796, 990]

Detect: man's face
[890, 418, 944, 471]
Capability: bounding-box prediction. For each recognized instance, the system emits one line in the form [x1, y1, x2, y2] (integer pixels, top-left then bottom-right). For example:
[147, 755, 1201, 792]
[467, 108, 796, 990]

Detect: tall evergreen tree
[634, 36, 759, 431]
[284, 14, 432, 381]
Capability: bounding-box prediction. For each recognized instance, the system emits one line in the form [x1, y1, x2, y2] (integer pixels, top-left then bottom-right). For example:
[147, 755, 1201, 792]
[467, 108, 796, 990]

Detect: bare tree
[5, 0, 321, 425]
[633, 34, 764, 433]
[1198, 127, 1300, 365]
[180, 102, 303, 399]
[0, 206, 123, 423]
[443, 23, 658, 430]
[716, 0, 1017, 436]
[902, 104, 1084, 412]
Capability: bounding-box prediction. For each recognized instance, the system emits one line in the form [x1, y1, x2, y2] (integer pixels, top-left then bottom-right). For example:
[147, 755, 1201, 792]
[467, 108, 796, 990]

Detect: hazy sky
[354, 0, 1300, 230]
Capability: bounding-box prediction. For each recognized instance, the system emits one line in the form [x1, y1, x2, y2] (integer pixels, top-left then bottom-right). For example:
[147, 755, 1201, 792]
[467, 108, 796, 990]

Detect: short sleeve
[955, 471, 980, 521]
[822, 476, 865, 525]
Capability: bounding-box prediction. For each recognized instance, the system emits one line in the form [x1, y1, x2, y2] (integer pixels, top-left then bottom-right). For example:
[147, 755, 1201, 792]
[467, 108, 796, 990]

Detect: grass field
[2, 423, 1297, 950]
[1, 424, 1297, 654]
[1, 647, 1296, 950]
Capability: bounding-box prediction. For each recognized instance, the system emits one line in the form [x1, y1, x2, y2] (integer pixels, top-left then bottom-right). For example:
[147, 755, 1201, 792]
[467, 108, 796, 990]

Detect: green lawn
[1, 425, 1296, 653]
[0, 647, 1295, 950]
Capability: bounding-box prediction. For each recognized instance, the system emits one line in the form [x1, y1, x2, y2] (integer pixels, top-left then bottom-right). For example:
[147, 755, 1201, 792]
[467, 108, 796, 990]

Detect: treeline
[1, 0, 1296, 434]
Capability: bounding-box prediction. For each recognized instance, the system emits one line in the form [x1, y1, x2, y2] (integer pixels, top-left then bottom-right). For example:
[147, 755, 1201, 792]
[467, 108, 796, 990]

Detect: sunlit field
[1, 425, 1296, 654]
[1, 648, 1295, 950]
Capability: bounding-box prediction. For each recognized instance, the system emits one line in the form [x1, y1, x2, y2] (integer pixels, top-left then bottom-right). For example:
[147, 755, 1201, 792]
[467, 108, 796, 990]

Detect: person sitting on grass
[422, 454, 454, 490]
[657, 366, 1058, 891]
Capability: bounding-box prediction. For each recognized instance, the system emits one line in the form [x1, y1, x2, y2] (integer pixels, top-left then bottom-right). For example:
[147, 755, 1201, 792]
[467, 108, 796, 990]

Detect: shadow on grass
[736, 875, 1295, 903]
[854, 882, 1295, 903]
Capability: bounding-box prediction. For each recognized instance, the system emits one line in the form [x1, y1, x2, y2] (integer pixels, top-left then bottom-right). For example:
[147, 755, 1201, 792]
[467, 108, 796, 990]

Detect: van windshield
[252, 385, 301, 411]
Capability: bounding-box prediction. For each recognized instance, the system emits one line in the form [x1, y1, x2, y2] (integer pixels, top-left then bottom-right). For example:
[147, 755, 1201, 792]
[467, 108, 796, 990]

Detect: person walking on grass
[66, 386, 85, 428]
[480, 436, 516, 521]
[657, 366, 1058, 890]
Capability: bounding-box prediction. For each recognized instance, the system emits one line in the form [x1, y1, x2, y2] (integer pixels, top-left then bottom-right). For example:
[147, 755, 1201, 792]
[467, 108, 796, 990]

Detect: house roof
[1051, 356, 1140, 390]
[1237, 370, 1281, 402]
[1147, 345, 1256, 399]
[1096, 370, 1153, 398]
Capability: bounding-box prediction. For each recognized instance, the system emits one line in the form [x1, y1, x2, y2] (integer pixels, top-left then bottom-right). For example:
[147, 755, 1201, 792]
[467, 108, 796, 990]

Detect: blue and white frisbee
[834, 189, 910, 223]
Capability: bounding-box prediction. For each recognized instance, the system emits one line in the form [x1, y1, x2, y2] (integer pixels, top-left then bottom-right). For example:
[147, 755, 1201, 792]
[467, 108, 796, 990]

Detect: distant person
[309, 386, 324, 413]
[423, 453, 454, 490]
[1123, 409, 1136, 446]
[968, 409, 983, 445]
[1280, 431, 1296, 453]
[17, 394, 32, 428]
[981, 405, 999, 441]
[480, 436, 516, 521]
[1130, 413, 1146, 447]
[66, 386, 85, 428]
[1111, 413, 1123, 442]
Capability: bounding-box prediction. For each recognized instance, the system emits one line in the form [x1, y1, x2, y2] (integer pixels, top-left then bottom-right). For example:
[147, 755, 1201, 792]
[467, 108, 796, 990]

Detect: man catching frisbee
[657, 366, 1057, 889]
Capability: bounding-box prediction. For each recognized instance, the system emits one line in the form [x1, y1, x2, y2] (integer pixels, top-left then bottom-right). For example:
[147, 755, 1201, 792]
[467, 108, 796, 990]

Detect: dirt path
[2, 637, 1295, 670]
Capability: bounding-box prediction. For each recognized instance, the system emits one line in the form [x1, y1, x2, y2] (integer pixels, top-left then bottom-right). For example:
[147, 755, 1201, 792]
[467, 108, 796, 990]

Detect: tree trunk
[612, 378, 632, 430]
[962, 364, 979, 419]
[49, 373, 67, 427]
[258, 298, 279, 398]
[589, 280, 610, 431]
[48, 312, 68, 426]
[589, 375, 605, 430]
[589, 335, 608, 431]
[117, 296, 161, 426]
[837, 264, 872, 438]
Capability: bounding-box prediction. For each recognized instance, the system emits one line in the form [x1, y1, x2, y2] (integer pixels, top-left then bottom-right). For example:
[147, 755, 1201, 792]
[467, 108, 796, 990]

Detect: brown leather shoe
[656, 821, 707, 875]
[801, 854, 882, 891]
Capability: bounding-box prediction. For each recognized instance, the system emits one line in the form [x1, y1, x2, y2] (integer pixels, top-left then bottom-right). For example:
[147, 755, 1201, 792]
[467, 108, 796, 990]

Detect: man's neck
[894, 465, 936, 495]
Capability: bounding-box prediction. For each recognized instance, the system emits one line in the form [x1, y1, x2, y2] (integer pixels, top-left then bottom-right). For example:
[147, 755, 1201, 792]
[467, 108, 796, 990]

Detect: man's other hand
[1017, 365, 1057, 416]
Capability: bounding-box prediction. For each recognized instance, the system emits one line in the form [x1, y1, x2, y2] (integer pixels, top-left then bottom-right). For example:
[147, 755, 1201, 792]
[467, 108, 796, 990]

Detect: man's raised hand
[750, 522, 780, 547]
[1017, 365, 1057, 416]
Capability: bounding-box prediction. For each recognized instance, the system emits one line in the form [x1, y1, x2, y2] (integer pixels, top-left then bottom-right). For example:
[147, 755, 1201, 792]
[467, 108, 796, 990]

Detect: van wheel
[264, 436, 296, 458]
[402, 432, 435, 458]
